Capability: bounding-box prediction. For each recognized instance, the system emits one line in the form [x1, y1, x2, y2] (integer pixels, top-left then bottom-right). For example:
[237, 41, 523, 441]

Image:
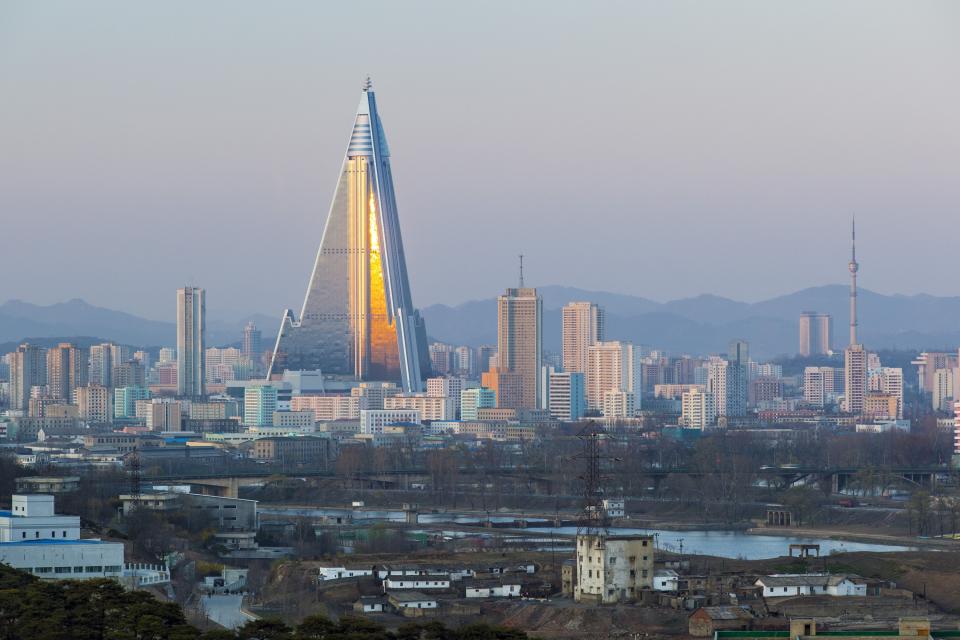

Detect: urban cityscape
[1, 3, 959, 640]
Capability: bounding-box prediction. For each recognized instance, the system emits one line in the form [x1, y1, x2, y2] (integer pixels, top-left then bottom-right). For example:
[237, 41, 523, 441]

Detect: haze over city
[3, 4, 960, 639]
[2, 1, 959, 320]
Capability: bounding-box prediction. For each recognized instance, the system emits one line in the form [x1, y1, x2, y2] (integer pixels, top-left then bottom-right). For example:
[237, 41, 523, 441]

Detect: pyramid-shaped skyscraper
[269, 80, 430, 392]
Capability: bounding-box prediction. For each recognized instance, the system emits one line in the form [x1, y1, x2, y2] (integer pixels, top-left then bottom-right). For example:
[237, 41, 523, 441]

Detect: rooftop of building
[0, 538, 110, 546]
[387, 591, 438, 602]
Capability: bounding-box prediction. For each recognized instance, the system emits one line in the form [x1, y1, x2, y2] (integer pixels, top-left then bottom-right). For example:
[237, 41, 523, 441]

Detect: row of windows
[30, 565, 121, 575]
[21, 530, 69, 539]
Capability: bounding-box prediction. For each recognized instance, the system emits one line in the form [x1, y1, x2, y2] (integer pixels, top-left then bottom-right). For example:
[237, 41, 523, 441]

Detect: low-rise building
[251, 436, 331, 465]
[463, 578, 522, 598]
[755, 573, 867, 598]
[387, 591, 438, 613]
[653, 568, 679, 591]
[688, 606, 754, 637]
[383, 577, 450, 591]
[0, 494, 124, 581]
[15, 476, 80, 494]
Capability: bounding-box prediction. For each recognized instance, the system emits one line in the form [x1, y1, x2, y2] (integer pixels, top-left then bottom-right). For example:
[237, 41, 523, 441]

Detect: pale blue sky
[1, 1, 958, 320]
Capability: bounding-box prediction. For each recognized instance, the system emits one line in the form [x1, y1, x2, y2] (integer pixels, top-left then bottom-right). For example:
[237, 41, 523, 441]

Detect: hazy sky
[1, 1, 958, 321]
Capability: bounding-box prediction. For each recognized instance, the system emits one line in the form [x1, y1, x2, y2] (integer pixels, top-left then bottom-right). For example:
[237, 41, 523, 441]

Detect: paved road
[202, 594, 254, 630]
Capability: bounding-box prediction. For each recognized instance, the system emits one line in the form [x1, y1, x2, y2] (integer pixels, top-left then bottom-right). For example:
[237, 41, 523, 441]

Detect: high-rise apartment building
[176, 286, 205, 397]
[88, 343, 114, 388]
[73, 385, 111, 424]
[562, 302, 605, 374]
[547, 371, 585, 421]
[350, 381, 400, 410]
[46, 343, 84, 401]
[205, 347, 242, 384]
[912, 352, 957, 395]
[497, 287, 543, 409]
[933, 368, 954, 413]
[269, 81, 429, 391]
[799, 312, 832, 356]
[870, 367, 904, 419]
[586, 341, 640, 414]
[843, 345, 867, 414]
[681, 387, 715, 429]
[460, 387, 496, 421]
[244, 384, 278, 427]
[706, 357, 729, 419]
[804, 367, 826, 407]
[242, 322, 262, 359]
[725, 340, 749, 417]
[453, 346, 475, 378]
[476, 346, 496, 376]
[426, 377, 464, 405]
[9, 344, 46, 411]
[112, 360, 146, 389]
[429, 343, 456, 376]
[481, 366, 525, 410]
[114, 386, 150, 420]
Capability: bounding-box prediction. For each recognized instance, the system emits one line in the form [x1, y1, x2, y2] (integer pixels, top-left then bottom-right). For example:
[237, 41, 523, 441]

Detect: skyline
[2, 1, 959, 320]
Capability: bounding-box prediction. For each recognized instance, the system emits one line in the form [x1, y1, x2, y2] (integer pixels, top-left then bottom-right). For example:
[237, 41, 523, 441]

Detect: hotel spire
[848, 217, 859, 346]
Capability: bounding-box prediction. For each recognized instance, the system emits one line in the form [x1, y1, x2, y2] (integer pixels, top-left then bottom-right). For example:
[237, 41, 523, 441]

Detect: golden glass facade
[269, 84, 428, 391]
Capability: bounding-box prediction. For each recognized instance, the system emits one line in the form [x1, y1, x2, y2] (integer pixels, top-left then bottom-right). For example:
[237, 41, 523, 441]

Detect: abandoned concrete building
[574, 533, 654, 604]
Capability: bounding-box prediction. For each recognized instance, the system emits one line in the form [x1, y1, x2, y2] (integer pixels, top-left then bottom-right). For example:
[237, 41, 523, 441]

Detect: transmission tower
[571, 423, 620, 536]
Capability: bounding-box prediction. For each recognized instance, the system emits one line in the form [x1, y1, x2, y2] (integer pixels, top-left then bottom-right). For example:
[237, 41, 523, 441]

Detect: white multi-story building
[843, 345, 867, 414]
[586, 341, 640, 414]
[933, 368, 954, 413]
[681, 387, 715, 429]
[602, 390, 635, 419]
[562, 301, 605, 374]
[350, 382, 400, 410]
[460, 388, 495, 421]
[426, 377, 464, 403]
[291, 394, 363, 421]
[870, 367, 904, 419]
[548, 371, 585, 421]
[0, 494, 124, 580]
[360, 409, 421, 435]
[384, 394, 455, 421]
[244, 384, 278, 427]
[205, 347, 243, 384]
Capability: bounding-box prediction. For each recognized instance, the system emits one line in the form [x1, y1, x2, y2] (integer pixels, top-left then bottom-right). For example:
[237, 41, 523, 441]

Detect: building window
[62, 531, 67, 537]
[609, 557, 616, 565]
[55, 567, 71, 574]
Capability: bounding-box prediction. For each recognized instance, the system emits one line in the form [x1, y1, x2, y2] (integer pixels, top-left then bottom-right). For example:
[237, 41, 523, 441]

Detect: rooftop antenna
[518, 253, 525, 288]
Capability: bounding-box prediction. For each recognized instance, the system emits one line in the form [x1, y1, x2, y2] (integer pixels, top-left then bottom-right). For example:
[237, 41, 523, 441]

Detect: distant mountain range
[0, 299, 277, 351]
[2, 286, 959, 358]
[421, 285, 960, 358]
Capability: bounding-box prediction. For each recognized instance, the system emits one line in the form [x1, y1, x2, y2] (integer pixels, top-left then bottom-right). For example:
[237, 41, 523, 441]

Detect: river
[526, 526, 917, 559]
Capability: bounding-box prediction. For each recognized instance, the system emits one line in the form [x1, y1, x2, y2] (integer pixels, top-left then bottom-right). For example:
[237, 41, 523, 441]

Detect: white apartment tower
[586, 341, 640, 414]
[681, 387, 715, 429]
